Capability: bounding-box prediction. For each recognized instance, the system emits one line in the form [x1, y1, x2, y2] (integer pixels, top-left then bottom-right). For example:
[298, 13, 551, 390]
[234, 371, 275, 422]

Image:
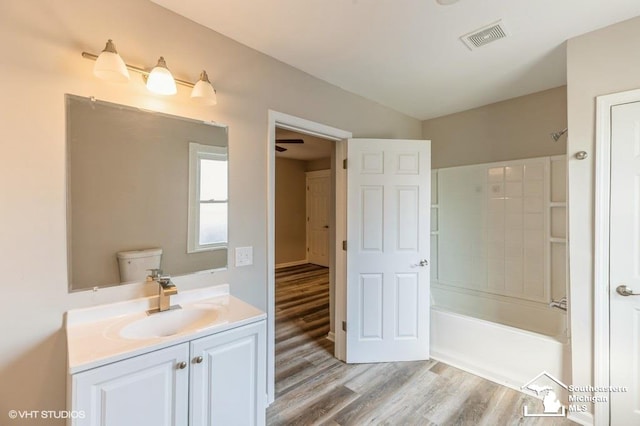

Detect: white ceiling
[151, 0, 640, 120]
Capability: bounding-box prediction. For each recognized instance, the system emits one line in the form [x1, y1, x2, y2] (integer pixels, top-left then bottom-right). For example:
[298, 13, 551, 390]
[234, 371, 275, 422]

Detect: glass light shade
[146, 57, 177, 95]
[190, 70, 217, 105]
[93, 40, 130, 83]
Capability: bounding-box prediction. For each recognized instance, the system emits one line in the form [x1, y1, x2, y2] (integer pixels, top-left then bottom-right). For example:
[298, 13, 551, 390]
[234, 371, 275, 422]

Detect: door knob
[419, 259, 429, 267]
[323, 225, 329, 229]
[193, 356, 203, 364]
[177, 361, 187, 370]
[616, 284, 640, 296]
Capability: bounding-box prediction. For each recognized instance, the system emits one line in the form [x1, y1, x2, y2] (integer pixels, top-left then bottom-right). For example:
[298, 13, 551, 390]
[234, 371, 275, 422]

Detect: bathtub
[430, 306, 570, 392]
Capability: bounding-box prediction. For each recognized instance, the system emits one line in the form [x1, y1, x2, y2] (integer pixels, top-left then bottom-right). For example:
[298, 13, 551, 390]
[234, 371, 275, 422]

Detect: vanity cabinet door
[189, 320, 266, 426]
[71, 343, 190, 426]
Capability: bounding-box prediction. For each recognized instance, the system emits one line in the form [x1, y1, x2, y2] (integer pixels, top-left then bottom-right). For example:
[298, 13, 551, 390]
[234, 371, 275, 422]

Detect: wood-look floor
[268, 264, 576, 426]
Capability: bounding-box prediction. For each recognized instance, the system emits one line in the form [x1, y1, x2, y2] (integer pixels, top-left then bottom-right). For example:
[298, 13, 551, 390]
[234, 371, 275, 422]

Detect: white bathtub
[430, 306, 570, 392]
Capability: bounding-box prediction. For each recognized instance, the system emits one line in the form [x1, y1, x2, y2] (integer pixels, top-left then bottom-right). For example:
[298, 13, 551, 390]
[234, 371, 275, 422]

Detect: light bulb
[146, 57, 177, 95]
[190, 70, 217, 105]
[93, 39, 129, 83]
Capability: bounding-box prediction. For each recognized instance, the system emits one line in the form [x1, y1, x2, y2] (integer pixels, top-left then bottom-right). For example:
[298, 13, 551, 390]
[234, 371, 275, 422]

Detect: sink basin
[118, 307, 219, 340]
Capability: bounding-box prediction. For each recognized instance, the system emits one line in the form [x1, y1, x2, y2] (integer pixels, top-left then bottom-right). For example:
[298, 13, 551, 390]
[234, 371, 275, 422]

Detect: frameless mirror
[66, 95, 228, 292]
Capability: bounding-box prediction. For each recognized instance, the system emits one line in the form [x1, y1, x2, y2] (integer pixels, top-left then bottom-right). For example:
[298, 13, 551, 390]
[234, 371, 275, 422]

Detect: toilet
[116, 248, 162, 283]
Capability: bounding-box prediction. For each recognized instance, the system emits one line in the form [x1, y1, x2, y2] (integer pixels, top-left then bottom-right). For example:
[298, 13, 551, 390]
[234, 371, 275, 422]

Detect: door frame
[594, 87, 640, 425]
[306, 169, 331, 267]
[267, 110, 352, 404]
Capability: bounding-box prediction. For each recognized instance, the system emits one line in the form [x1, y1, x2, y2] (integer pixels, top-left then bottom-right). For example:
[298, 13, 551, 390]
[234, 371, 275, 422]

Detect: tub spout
[549, 297, 567, 311]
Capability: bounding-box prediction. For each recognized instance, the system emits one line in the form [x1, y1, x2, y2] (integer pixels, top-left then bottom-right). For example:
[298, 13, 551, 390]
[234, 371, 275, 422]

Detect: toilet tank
[116, 248, 162, 283]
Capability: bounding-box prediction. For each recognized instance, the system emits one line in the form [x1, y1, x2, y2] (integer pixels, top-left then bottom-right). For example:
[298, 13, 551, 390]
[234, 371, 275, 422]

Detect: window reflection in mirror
[66, 95, 228, 292]
[188, 143, 228, 252]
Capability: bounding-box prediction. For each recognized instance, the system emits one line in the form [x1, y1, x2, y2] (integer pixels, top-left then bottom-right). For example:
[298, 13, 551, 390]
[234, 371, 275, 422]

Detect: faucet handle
[147, 268, 162, 281]
[146, 268, 163, 280]
[158, 274, 173, 285]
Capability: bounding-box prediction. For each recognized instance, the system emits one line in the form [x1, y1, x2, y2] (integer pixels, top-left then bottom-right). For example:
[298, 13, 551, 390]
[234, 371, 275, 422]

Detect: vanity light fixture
[82, 40, 218, 105]
[92, 39, 130, 83]
[146, 56, 177, 95]
[190, 70, 217, 105]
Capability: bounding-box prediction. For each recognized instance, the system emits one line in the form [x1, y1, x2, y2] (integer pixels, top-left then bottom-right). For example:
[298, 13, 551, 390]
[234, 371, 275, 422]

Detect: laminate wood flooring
[268, 264, 576, 426]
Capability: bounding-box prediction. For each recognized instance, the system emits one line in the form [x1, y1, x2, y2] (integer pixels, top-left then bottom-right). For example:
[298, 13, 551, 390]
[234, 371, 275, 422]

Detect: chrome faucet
[146, 269, 180, 314]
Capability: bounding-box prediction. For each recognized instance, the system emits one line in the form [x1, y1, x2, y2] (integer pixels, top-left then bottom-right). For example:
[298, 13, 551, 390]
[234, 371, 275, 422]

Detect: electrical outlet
[235, 246, 253, 267]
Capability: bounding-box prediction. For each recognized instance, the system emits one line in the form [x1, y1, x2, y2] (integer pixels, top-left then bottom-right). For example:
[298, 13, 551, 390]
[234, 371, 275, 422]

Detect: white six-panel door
[307, 170, 331, 267]
[346, 138, 431, 363]
[610, 101, 640, 425]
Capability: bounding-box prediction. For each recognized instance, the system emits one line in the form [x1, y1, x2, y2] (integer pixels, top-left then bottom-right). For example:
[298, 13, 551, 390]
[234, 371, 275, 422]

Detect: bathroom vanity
[65, 285, 266, 426]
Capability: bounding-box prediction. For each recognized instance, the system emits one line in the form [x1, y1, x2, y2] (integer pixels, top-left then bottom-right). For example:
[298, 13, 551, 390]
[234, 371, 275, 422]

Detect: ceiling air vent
[460, 20, 507, 50]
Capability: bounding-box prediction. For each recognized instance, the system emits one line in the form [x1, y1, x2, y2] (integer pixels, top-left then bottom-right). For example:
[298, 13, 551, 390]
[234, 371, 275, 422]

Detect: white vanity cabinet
[70, 320, 266, 426]
[71, 343, 190, 426]
[189, 320, 266, 425]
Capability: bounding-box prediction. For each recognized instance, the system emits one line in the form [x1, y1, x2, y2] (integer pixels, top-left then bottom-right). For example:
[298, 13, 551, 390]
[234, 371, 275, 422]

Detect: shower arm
[551, 128, 568, 142]
[549, 296, 567, 311]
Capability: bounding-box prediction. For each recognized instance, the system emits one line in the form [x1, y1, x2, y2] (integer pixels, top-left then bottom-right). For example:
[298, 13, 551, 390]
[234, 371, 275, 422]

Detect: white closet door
[610, 101, 640, 425]
[307, 170, 331, 267]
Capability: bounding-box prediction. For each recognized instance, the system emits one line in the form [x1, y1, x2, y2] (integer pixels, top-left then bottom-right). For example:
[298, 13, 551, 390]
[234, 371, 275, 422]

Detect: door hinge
[343, 159, 347, 169]
[342, 321, 347, 332]
[342, 240, 347, 251]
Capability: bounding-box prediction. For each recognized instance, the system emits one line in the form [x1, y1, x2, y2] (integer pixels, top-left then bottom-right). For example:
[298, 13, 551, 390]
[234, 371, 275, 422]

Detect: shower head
[551, 128, 568, 142]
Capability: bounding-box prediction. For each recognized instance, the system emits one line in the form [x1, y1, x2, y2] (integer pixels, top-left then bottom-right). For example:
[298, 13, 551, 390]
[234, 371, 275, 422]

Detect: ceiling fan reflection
[275, 138, 304, 152]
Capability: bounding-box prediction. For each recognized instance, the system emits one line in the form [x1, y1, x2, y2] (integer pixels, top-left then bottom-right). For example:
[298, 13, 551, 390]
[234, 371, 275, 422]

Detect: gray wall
[566, 15, 640, 416]
[306, 157, 332, 171]
[275, 158, 307, 265]
[423, 86, 567, 168]
[0, 0, 421, 421]
[275, 157, 332, 265]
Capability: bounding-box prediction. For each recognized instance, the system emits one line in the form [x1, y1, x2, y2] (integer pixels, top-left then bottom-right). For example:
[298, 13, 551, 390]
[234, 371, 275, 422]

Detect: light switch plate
[235, 246, 253, 267]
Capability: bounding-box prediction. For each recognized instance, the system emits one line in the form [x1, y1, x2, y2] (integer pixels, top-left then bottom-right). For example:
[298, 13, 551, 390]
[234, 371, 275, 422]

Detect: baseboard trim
[326, 331, 335, 342]
[275, 259, 308, 269]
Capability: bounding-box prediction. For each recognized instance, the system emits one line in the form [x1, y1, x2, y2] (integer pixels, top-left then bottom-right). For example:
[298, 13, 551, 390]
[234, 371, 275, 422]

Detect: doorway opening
[267, 111, 352, 403]
[274, 128, 336, 395]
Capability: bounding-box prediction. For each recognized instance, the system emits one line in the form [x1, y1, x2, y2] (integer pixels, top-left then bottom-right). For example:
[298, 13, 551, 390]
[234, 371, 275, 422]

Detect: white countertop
[65, 284, 265, 374]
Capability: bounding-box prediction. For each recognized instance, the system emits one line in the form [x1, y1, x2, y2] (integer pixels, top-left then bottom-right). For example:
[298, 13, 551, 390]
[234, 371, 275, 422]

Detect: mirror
[66, 95, 228, 291]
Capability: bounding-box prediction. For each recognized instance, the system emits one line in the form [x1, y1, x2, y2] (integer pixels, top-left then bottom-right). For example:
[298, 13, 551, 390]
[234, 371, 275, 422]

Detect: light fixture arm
[81, 51, 196, 88]
[197, 70, 216, 93]
[199, 70, 211, 83]
[102, 39, 118, 54]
